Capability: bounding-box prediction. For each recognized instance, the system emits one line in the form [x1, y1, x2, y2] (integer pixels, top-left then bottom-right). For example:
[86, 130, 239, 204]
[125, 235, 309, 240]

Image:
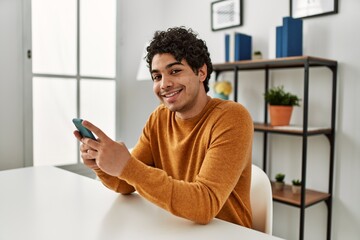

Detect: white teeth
[164, 90, 179, 97]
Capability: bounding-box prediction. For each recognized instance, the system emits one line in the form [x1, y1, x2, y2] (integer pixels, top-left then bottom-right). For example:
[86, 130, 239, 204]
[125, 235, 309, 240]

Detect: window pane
[33, 77, 77, 166]
[32, 0, 77, 75]
[80, 79, 115, 139]
[80, 0, 116, 78]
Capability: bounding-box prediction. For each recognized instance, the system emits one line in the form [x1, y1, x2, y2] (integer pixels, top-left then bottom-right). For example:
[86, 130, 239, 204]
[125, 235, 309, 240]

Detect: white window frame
[23, 0, 117, 166]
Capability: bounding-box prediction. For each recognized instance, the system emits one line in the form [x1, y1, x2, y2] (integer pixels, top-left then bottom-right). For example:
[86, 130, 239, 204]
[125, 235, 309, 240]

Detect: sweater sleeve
[94, 168, 135, 194]
[119, 103, 253, 225]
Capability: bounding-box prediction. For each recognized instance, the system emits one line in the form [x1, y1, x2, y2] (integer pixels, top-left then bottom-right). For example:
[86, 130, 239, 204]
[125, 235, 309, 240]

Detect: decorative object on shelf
[264, 85, 301, 126]
[276, 16, 302, 58]
[290, 0, 338, 19]
[213, 81, 233, 100]
[291, 179, 302, 194]
[211, 0, 243, 31]
[274, 173, 285, 191]
[224, 32, 252, 62]
[252, 51, 262, 60]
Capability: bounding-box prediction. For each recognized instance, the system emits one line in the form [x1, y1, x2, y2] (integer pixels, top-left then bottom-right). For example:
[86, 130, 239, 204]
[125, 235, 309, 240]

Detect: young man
[74, 27, 253, 228]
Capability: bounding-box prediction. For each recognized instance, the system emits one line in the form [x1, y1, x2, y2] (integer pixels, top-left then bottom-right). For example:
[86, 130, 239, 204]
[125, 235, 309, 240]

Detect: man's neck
[175, 94, 211, 120]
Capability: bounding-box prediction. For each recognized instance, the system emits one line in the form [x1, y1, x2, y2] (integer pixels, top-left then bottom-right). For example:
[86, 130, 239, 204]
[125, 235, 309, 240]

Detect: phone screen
[72, 118, 96, 140]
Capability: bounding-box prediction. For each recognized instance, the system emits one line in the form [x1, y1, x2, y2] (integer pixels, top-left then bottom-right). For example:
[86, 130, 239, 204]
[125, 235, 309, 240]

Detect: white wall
[0, 0, 26, 169]
[1, 0, 359, 239]
[115, 0, 163, 147]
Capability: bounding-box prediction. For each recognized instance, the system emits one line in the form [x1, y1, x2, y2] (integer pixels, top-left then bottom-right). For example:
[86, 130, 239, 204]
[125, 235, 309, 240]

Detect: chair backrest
[250, 164, 273, 235]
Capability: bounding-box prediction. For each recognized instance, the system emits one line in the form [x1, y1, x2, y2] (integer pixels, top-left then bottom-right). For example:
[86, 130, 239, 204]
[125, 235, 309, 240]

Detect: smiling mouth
[161, 89, 182, 98]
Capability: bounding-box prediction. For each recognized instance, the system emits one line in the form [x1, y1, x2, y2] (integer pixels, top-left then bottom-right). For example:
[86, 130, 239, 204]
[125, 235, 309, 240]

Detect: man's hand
[73, 129, 99, 170]
[73, 120, 131, 177]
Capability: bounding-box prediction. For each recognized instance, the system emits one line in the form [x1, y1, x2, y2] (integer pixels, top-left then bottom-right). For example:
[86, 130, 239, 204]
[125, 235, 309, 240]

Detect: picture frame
[290, 0, 338, 19]
[211, 0, 242, 31]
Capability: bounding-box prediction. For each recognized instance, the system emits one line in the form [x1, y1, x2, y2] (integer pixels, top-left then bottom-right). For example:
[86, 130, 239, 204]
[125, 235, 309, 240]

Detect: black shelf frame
[213, 56, 337, 240]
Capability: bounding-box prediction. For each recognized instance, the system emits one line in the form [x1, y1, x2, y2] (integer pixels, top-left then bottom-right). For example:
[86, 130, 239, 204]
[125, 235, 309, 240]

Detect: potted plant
[264, 85, 301, 126]
[274, 173, 285, 190]
[213, 81, 232, 100]
[291, 179, 302, 194]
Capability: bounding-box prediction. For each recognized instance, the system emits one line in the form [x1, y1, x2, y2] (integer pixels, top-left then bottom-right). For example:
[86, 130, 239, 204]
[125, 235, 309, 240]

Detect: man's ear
[198, 64, 207, 82]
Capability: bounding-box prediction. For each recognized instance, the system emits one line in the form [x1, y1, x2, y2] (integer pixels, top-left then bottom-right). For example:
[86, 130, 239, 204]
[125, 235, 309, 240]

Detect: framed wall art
[211, 0, 242, 31]
[290, 0, 338, 19]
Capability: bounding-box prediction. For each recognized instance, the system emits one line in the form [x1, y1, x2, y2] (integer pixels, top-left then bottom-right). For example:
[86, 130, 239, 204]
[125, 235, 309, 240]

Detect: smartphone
[72, 118, 96, 140]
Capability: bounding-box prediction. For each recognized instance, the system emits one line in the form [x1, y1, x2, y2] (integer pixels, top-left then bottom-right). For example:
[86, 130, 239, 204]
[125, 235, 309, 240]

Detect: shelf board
[271, 182, 331, 207]
[254, 122, 332, 136]
[213, 56, 337, 71]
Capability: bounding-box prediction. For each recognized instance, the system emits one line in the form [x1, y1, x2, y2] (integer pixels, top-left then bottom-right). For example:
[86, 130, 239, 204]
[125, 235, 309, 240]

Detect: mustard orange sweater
[95, 98, 253, 228]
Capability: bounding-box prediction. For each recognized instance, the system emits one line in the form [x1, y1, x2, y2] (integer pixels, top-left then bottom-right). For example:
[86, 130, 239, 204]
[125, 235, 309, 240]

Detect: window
[31, 0, 116, 166]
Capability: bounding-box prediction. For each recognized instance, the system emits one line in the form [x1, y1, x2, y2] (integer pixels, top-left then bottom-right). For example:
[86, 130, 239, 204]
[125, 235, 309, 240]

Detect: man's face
[151, 53, 207, 119]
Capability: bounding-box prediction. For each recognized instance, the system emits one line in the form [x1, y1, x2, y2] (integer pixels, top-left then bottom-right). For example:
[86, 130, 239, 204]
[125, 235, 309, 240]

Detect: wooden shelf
[254, 122, 332, 136]
[271, 182, 331, 207]
[213, 56, 337, 239]
[213, 56, 337, 71]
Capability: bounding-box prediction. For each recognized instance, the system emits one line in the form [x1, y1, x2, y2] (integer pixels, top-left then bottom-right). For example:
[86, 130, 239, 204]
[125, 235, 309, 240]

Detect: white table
[0, 166, 284, 240]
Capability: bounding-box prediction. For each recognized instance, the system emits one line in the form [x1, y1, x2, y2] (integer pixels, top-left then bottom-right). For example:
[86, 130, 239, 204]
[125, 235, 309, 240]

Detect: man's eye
[152, 75, 161, 81]
[170, 69, 181, 75]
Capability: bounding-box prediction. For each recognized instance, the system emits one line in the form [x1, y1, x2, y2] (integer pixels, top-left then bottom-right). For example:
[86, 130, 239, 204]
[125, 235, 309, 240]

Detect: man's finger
[82, 120, 109, 141]
[73, 131, 82, 141]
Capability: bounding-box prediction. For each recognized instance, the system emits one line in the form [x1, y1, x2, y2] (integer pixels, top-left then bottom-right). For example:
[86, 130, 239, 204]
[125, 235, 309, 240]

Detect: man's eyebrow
[151, 61, 184, 74]
[166, 61, 184, 68]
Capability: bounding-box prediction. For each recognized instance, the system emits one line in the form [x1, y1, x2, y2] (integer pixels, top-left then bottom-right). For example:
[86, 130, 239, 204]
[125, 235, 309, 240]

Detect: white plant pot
[274, 181, 285, 191]
[292, 185, 301, 194]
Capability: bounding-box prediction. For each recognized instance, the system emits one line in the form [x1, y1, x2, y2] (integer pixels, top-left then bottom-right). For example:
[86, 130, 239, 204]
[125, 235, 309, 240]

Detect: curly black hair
[146, 27, 213, 92]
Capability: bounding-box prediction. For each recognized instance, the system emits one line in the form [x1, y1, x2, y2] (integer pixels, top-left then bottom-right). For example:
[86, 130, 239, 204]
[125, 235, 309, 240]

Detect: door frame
[23, 0, 33, 167]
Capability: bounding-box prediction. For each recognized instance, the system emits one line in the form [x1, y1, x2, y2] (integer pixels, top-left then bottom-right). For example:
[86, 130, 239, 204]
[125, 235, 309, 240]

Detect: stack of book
[225, 32, 252, 62]
[276, 16, 303, 58]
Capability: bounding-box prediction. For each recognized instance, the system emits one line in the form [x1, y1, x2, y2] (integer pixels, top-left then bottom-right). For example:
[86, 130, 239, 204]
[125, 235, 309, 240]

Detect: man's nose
[161, 75, 173, 89]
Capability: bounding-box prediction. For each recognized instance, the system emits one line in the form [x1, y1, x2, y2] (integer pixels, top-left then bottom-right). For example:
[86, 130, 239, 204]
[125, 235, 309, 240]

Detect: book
[225, 33, 235, 62]
[234, 32, 252, 61]
[276, 26, 283, 58]
[230, 33, 235, 62]
[225, 34, 230, 62]
[282, 17, 303, 57]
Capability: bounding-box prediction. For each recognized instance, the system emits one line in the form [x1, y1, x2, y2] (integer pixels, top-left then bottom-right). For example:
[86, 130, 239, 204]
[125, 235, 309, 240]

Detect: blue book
[234, 32, 252, 61]
[276, 26, 283, 58]
[225, 34, 230, 62]
[282, 17, 303, 57]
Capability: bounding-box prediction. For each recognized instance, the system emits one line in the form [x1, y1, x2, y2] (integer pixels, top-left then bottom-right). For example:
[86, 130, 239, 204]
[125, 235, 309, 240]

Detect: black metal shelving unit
[213, 56, 338, 240]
